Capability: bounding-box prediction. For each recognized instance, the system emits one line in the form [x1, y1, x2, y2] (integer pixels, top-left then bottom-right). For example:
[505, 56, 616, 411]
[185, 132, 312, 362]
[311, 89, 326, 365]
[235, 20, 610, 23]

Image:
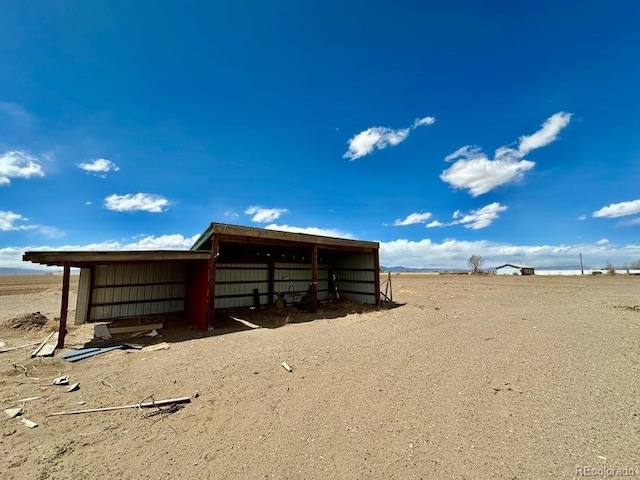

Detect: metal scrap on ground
[59, 344, 125, 362]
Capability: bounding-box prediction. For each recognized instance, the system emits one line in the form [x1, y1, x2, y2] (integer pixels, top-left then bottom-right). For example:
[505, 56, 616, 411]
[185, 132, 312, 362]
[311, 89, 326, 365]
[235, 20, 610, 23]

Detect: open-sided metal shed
[23, 223, 380, 346]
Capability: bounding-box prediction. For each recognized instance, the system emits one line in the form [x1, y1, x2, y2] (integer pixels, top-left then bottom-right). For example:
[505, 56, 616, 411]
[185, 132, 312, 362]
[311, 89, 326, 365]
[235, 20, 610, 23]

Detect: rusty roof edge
[23, 250, 211, 266]
[209, 223, 379, 249]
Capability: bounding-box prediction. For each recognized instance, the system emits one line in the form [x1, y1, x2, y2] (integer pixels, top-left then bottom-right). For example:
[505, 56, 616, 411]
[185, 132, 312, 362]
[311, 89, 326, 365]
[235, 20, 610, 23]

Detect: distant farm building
[23, 223, 380, 347]
[495, 264, 535, 275]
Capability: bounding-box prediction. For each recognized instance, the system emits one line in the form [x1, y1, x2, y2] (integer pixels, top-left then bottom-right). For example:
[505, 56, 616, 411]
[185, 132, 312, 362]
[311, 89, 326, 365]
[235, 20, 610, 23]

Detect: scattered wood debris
[12, 363, 39, 380]
[49, 396, 191, 416]
[1, 342, 40, 354]
[230, 316, 262, 329]
[32, 331, 58, 357]
[282, 362, 293, 372]
[142, 342, 170, 352]
[20, 418, 38, 428]
[67, 383, 80, 392]
[53, 375, 69, 386]
[4, 407, 23, 419]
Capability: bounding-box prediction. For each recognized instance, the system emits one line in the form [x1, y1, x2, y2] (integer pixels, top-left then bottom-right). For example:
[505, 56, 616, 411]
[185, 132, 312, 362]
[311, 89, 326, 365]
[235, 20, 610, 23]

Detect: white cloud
[422, 203, 507, 230]
[0, 151, 45, 185]
[0, 210, 63, 237]
[344, 115, 436, 160]
[379, 238, 640, 270]
[245, 205, 288, 223]
[77, 158, 119, 176]
[578, 214, 587, 221]
[393, 212, 432, 226]
[592, 199, 640, 218]
[413, 116, 436, 128]
[0, 211, 33, 231]
[451, 202, 508, 230]
[224, 211, 239, 220]
[596, 239, 609, 245]
[265, 224, 354, 239]
[343, 127, 410, 160]
[104, 193, 169, 213]
[518, 112, 572, 155]
[440, 150, 534, 196]
[441, 112, 571, 196]
[426, 220, 446, 228]
[123, 234, 200, 250]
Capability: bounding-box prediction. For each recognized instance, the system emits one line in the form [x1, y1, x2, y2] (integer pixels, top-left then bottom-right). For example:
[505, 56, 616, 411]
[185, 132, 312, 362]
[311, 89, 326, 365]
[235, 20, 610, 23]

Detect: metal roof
[495, 263, 535, 270]
[191, 223, 379, 252]
[23, 250, 211, 267]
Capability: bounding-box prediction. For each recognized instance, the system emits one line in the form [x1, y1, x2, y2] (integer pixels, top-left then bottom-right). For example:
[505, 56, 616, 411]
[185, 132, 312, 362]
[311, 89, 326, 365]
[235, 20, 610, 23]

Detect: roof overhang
[191, 223, 379, 252]
[23, 250, 211, 267]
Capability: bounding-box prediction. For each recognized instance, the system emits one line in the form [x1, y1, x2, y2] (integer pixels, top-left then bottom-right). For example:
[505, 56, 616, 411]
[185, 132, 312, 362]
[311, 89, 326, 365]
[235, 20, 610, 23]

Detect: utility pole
[579, 253, 584, 275]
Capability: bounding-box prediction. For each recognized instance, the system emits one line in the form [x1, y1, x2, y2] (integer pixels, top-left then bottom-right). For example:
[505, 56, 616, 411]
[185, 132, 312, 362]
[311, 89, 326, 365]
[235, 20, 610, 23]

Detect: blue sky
[2, 1, 640, 270]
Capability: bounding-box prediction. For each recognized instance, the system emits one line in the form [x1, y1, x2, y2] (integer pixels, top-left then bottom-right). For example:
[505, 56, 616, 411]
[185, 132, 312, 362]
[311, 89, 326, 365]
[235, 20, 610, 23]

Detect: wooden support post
[310, 245, 318, 313]
[207, 234, 219, 329]
[374, 250, 381, 306]
[57, 262, 71, 349]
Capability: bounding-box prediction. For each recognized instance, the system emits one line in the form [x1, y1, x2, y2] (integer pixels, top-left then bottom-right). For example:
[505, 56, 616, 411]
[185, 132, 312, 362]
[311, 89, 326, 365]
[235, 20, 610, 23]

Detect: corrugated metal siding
[74, 268, 91, 325]
[214, 261, 331, 308]
[333, 253, 376, 304]
[88, 263, 187, 321]
[214, 263, 269, 309]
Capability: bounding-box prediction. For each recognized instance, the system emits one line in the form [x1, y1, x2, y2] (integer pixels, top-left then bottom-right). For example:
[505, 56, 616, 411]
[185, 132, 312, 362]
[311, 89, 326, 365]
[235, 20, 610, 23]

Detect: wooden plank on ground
[0, 342, 40, 354]
[50, 396, 191, 416]
[35, 332, 59, 357]
[142, 342, 170, 352]
[31, 331, 55, 358]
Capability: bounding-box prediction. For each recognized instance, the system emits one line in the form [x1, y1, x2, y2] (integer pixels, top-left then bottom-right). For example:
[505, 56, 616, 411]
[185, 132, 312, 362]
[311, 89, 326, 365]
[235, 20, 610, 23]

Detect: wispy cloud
[265, 223, 354, 239]
[77, 158, 119, 177]
[0, 210, 63, 237]
[518, 112, 572, 156]
[426, 220, 446, 228]
[245, 205, 288, 223]
[441, 112, 572, 196]
[451, 203, 508, 229]
[0, 101, 36, 128]
[0, 150, 45, 185]
[0, 210, 34, 231]
[413, 116, 436, 128]
[592, 199, 640, 218]
[393, 212, 432, 226]
[104, 193, 170, 213]
[344, 115, 436, 160]
[224, 211, 239, 220]
[425, 203, 508, 230]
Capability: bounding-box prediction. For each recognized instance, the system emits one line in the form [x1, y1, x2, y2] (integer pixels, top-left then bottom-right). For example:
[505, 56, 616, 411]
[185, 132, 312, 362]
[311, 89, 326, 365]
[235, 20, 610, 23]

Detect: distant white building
[495, 264, 535, 275]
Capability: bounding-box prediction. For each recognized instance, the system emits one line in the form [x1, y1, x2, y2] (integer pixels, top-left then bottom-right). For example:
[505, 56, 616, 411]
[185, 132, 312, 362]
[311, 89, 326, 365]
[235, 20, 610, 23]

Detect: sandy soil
[0, 274, 638, 479]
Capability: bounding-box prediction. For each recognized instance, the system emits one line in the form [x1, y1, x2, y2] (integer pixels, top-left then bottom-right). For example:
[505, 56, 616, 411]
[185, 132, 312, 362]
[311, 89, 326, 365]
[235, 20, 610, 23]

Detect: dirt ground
[0, 274, 638, 479]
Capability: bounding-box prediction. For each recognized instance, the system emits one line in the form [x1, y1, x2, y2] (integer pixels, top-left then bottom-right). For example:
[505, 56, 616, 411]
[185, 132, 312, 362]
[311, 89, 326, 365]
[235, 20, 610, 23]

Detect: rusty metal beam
[57, 263, 71, 349]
